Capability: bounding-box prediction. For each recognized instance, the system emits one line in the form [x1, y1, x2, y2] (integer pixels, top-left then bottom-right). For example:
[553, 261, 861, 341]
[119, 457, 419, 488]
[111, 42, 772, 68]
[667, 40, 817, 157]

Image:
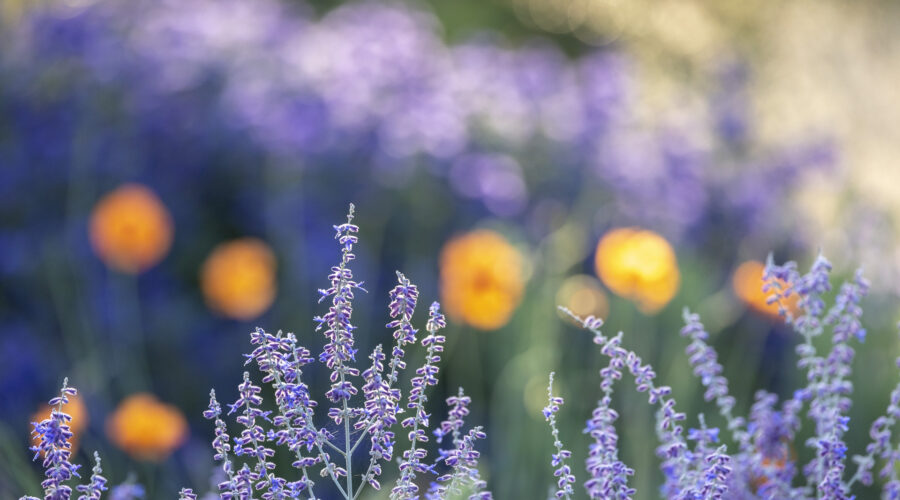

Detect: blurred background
[1, 0, 900, 498]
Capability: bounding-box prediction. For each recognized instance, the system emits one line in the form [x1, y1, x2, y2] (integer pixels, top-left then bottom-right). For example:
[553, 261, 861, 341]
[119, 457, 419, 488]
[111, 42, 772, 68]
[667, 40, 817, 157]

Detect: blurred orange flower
[31, 393, 88, 454]
[89, 183, 174, 274]
[594, 228, 680, 313]
[201, 238, 277, 320]
[106, 393, 187, 461]
[732, 260, 797, 319]
[440, 229, 525, 330]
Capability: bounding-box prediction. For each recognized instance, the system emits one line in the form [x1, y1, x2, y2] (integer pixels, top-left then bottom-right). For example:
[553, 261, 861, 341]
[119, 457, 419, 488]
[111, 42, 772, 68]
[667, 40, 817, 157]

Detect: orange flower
[89, 183, 174, 274]
[733, 260, 798, 319]
[201, 238, 277, 320]
[440, 229, 525, 330]
[106, 393, 187, 461]
[31, 393, 88, 454]
[594, 228, 680, 313]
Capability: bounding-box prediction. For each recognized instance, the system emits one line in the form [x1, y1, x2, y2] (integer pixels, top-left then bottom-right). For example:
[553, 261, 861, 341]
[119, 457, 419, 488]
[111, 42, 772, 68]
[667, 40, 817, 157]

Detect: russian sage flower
[583, 332, 635, 499]
[193, 205, 489, 500]
[544, 372, 576, 499]
[428, 389, 491, 499]
[547, 254, 885, 499]
[76, 453, 108, 500]
[22, 378, 82, 500]
[32, 214, 900, 500]
[392, 302, 449, 500]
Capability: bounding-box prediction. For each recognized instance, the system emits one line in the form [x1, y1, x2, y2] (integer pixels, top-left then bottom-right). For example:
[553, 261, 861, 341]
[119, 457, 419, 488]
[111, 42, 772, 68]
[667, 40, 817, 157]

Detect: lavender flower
[544, 372, 576, 499]
[698, 445, 732, 500]
[313, 204, 366, 498]
[765, 255, 870, 497]
[681, 415, 732, 500]
[806, 270, 868, 499]
[392, 302, 448, 500]
[356, 344, 395, 491]
[680, 310, 743, 441]
[560, 309, 692, 497]
[187, 206, 489, 500]
[429, 389, 490, 500]
[20, 390, 141, 500]
[352, 273, 420, 494]
[385, 272, 420, 385]
[850, 328, 900, 489]
[434, 388, 471, 446]
[37, 210, 900, 500]
[315, 204, 364, 409]
[427, 427, 490, 500]
[746, 390, 797, 498]
[228, 371, 282, 496]
[247, 329, 320, 495]
[548, 254, 881, 499]
[23, 378, 81, 500]
[202, 390, 242, 498]
[177, 489, 197, 500]
[681, 310, 751, 492]
[583, 332, 635, 499]
[76, 453, 108, 500]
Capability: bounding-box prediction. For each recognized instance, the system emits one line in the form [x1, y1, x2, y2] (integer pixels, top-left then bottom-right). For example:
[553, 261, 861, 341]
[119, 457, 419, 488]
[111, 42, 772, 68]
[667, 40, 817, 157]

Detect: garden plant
[19, 205, 900, 499]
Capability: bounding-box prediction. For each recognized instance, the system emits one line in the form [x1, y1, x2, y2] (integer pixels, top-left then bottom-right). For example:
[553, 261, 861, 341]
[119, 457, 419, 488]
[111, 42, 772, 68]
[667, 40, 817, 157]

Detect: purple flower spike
[393, 302, 448, 500]
[428, 388, 490, 499]
[544, 372, 577, 500]
[561, 307, 692, 497]
[176, 489, 196, 500]
[315, 204, 364, 408]
[75, 452, 108, 500]
[584, 332, 635, 499]
[27, 378, 82, 500]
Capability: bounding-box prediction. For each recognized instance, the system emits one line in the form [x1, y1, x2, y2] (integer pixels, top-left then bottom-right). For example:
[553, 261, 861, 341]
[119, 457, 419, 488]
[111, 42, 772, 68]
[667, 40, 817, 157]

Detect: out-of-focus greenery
[2, 0, 900, 499]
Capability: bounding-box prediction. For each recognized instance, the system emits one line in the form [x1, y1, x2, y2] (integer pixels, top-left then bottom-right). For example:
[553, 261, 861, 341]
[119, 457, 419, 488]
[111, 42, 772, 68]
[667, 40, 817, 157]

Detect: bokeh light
[556, 274, 609, 321]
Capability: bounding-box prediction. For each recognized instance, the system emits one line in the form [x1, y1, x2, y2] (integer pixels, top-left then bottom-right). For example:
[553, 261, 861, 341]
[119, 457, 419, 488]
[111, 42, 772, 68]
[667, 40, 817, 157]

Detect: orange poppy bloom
[594, 228, 680, 313]
[201, 238, 277, 320]
[440, 229, 526, 330]
[89, 183, 173, 274]
[106, 393, 187, 461]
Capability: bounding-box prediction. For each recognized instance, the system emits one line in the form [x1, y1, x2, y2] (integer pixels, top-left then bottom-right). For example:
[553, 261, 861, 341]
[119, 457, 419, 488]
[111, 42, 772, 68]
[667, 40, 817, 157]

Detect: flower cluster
[26, 208, 900, 500]
[20, 207, 489, 500]
[194, 206, 488, 500]
[21, 379, 108, 500]
[545, 252, 900, 499]
[428, 389, 490, 499]
[213, 207, 484, 500]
